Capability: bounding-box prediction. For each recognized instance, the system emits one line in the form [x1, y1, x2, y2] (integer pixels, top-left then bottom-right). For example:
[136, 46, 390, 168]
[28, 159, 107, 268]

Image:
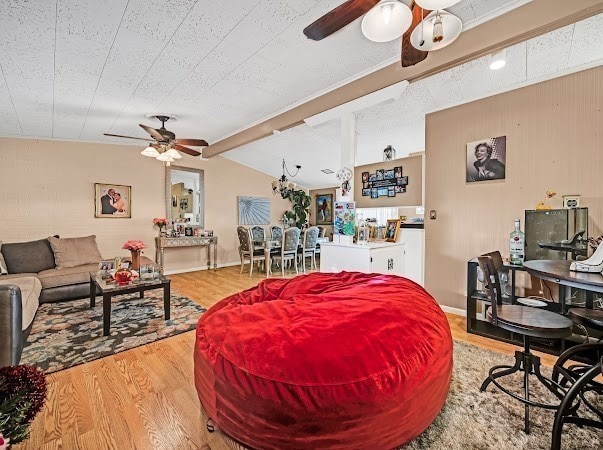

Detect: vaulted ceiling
[0, 0, 526, 142]
[0, 1, 601, 190]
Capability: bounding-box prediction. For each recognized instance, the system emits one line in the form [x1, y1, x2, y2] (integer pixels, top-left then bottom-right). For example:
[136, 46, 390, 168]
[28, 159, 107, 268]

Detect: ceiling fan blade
[401, 1, 430, 67]
[139, 124, 165, 141]
[303, 0, 380, 41]
[103, 133, 151, 142]
[173, 144, 201, 157]
[174, 138, 208, 147]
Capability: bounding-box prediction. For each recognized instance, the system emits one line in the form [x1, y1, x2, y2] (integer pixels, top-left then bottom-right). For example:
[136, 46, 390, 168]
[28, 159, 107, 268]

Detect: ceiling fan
[303, 0, 463, 67]
[104, 115, 208, 160]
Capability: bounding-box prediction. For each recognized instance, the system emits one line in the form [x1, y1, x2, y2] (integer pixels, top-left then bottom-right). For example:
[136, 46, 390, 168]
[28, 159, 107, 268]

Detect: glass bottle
[509, 218, 525, 265]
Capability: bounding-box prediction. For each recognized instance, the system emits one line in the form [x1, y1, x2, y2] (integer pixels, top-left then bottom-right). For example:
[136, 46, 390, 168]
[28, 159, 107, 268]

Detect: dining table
[253, 236, 330, 278]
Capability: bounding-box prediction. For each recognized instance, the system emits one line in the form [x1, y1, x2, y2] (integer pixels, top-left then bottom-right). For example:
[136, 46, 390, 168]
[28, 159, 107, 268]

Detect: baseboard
[439, 305, 467, 317]
[163, 261, 240, 275]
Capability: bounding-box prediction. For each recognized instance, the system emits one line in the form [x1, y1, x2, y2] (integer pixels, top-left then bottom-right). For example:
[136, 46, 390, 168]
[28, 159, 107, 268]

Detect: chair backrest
[250, 226, 265, 242]
[303, 226, 320, 250]
[270, 225, 283, 240]
[477, 251, 505, 324]
[282, 227, 301, 253]
[237, 226, 252, 253]
[317, 226, 326, 238]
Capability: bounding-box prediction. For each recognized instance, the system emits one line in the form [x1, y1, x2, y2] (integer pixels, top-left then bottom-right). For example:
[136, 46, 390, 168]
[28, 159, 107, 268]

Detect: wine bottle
[509, 219, 525, 265]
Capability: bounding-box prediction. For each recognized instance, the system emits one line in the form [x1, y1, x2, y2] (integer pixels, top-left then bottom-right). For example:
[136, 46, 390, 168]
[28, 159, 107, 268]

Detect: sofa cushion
[0, 273, 38, 280]
[0, 243, 8, 275]
[37, 264, 98, 289]
[48, 235, 102, 269]
[1, 238, 56, 274]
[0, 276, 41, 330]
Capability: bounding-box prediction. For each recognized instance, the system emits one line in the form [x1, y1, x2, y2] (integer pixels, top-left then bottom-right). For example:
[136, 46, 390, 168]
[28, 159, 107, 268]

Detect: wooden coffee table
[89, 272, 171, 336]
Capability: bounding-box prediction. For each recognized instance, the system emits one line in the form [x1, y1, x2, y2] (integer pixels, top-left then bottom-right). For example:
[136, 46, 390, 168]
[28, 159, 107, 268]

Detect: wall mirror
[166, 166, 204, 227]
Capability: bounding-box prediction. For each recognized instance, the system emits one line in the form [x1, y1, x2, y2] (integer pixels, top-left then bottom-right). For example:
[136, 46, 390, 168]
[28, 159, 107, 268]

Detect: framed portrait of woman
[315, 194, 333, 225]
[95, 183, 131, 218]
[385, 219, 401, 242]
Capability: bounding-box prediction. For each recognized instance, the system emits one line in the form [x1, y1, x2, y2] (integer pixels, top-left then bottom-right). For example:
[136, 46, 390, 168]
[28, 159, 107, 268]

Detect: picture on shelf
[362, 172, 369, 182]
[384, 169, 395, 180]
[394, 166, 403, 178]
[385, 219, 401, 242]
[388, 186, 395, 197]
[95, 183, 131, 218]
[362, 188, 371, 196]
[466, 135, 506, 182]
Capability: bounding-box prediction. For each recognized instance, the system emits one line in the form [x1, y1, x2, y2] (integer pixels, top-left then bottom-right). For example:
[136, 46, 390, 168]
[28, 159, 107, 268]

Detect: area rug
[205, 341, 601, 450]
[21, 291, 206, 374]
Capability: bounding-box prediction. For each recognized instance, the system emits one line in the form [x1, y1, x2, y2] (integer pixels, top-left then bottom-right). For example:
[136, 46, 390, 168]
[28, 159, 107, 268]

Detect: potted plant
[284, 189, 311, 229]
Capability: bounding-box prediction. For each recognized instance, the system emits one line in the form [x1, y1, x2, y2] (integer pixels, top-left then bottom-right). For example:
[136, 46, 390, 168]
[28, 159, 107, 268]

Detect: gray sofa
[0, 235, 153, 367]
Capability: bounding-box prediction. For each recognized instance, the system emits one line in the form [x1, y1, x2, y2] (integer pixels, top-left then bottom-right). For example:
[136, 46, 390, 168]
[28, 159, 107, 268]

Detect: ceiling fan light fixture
[415, 0, 461, 9]
[432, 12, 443, 43]
[156, 152, 174, 163]
[164, 148, 183, 159]
[410, 10, 462, 51]
[489, 48, 507, 70]
[361, 1, 412, 43]
[141, 145, 160, 157]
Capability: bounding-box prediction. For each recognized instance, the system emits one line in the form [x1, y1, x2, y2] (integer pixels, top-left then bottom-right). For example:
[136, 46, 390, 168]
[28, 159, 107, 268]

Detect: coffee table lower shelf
[89, 272, 171, 336]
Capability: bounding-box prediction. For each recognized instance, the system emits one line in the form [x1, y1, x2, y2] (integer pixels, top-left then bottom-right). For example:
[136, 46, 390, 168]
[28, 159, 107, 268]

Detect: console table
[155, 236, 218, 273]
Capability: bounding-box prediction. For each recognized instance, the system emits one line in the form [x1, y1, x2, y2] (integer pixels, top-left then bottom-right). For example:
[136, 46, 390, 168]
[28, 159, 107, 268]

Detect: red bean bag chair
[194, 272, 452, 449]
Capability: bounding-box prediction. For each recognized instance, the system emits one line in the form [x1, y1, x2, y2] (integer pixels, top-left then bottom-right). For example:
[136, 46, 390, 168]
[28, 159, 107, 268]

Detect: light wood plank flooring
[15, 266, 558, 449]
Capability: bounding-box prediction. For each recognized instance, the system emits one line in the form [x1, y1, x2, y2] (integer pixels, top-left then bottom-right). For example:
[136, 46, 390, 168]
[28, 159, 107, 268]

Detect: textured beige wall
[354, 156, 422, 208]
[425, 67, 603, 310]
[0, 138, 290, 273]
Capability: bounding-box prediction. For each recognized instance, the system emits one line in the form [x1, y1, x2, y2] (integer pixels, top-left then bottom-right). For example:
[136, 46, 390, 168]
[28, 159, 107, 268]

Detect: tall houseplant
[284, 189, 311, 229]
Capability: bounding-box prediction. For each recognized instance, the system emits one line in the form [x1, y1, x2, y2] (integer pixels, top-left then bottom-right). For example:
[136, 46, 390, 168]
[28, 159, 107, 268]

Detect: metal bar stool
[478, 252, 575, 434]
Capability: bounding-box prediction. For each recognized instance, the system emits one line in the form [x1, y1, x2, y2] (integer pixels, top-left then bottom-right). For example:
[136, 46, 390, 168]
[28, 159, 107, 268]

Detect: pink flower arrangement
[122, 240, 146, 252]
[153, 218, 168, 229]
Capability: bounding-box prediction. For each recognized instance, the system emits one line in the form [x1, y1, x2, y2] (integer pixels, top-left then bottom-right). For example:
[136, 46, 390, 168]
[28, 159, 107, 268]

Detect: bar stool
[478, 252, 574, 434]
[551, 308, 603, 450]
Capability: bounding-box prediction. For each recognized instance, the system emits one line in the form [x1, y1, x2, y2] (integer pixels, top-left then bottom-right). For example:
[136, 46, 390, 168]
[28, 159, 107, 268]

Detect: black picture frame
[362, 188, 370, 196]
[384, 169, 395, 180]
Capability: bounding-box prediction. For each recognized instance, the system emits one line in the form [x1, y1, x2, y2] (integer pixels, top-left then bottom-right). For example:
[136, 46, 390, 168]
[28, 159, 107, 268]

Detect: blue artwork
[238, 196, 270, 225]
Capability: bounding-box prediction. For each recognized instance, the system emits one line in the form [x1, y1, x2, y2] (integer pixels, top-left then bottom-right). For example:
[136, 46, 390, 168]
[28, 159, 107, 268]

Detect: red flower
[122, 240, 147, 251]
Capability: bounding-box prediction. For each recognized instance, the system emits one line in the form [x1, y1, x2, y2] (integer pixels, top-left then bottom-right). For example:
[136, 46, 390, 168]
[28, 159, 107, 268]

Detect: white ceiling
[224, 13, 603, 189]
[0, 0, 525, 144]
[1, 1, 601, 190]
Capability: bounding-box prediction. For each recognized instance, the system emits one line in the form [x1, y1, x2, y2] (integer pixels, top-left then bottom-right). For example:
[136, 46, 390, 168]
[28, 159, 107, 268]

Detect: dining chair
[477, 251, 574, 434]
[272, 227, 301, 277]
[298, 226, 320, 272]
[237, 226, 266, 277]
[250, 226, 266, 251]
[270, 225, 283, 241]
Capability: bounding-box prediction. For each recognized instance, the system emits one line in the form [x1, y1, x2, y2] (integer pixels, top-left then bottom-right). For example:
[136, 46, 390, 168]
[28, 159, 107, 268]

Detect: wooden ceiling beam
[203, 0, 603, 158]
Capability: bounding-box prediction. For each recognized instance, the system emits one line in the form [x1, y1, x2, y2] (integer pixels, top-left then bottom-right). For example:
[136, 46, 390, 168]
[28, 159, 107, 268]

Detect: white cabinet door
[320, 245, 371, 273]
[400, 229, 424, 285]
[369, 246, 405, 276]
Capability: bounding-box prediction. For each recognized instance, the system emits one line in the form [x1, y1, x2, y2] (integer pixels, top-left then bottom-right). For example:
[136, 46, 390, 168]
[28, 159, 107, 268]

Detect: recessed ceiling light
[321, 169, 334, 174]
[489, 49, 507, 70]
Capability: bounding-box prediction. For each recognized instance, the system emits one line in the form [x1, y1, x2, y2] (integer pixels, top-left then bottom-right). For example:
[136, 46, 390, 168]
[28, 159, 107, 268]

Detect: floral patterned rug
[21, 291, 206, 374]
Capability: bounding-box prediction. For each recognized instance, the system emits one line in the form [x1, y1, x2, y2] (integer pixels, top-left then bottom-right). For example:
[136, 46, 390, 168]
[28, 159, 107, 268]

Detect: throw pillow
[48, 235, 102, 269]
[1, 237, 57, 274]
[0, 243, 8, 275]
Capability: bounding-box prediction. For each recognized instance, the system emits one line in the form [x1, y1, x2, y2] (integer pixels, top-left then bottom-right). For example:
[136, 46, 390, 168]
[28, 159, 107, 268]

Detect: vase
[130, 250, 141, 271]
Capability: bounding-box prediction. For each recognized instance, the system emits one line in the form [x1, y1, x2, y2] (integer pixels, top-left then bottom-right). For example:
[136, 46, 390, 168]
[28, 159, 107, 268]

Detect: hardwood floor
[15, 266, 559, 449]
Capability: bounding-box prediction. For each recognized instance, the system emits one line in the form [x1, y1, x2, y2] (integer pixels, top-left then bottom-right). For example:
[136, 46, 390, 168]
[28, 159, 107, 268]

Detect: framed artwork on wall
[95, 183, 131, 218]
[238, 196, 270, 225]
[316, 194, 333, 224]
[466, 136, 506, 182]
[385, 219, 401, 242]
